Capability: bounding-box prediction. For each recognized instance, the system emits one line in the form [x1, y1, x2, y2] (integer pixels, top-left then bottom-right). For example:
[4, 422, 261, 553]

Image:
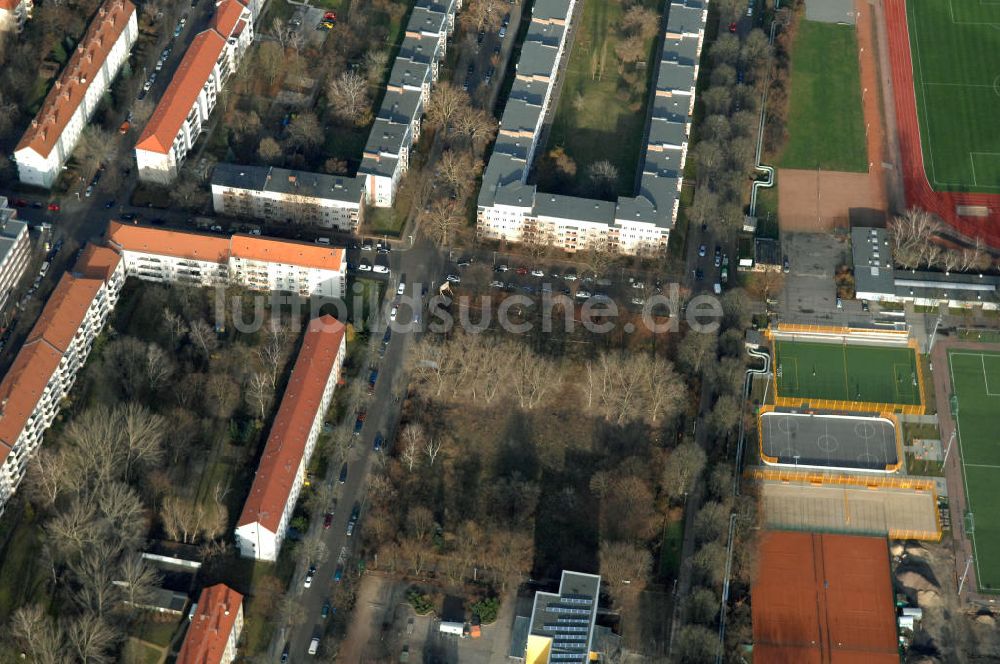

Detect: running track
[884, 0, 1000, 248]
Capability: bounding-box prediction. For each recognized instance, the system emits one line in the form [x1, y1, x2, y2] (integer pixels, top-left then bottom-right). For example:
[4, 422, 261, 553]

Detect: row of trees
[889, 208, 994, 273]
[688, 28, 773, 239]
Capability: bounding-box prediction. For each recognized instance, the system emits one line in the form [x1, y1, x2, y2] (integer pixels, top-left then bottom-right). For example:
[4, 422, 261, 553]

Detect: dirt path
[869, 0, 906, 215]
[855, 0, 890, 213]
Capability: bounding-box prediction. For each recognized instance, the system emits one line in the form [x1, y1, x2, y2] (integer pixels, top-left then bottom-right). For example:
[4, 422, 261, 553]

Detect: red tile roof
[0, 0, 22, 11]
[237, 316, 345, 532]
[16, 0, 135, 158]
[107, 221, 231, 264]
[176, 584, 244, 664]
[76, 243, 123, 281]
[0, 340, 63, 451]
[211, 0, 247, 37]
[231, 235, 344, 271]
[135, 29, 226, 154]
[752, 531, 899, 664]
[25, 273, 103, 353]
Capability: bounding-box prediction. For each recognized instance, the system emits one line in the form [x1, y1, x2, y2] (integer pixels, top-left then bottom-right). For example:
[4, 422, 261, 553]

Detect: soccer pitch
[908, 0, 1000, 191]
[774, 340, 921, 406]
[949, 350, 1000, 591]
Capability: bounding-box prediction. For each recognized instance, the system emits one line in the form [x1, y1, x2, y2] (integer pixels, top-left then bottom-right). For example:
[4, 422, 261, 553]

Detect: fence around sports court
[765, 324, 928, 415]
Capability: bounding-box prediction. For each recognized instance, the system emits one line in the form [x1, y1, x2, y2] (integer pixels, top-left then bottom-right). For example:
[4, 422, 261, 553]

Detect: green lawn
[949, 350, 1000, 591]
[539, 0, 660, 197]
[778, 20, 867, 172]
[774, 340, 921, 406]
[908, 0, 1000, 191]
[659, 519, 684, 580]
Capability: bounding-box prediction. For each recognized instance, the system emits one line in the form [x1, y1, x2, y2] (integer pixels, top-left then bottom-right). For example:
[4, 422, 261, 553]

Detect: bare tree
[461, 0, 504, 32]
[436, 149, 478, 200]
[425, 437, 443, 466]
[453, 106, 497, 148]
[600, 541, 652, 607]
[406, 505, 435, 542]
[45, 497, 97, 562]
[117, 553, 162, 608]
[326, 71, 370, 125]
[258, 136, 282, 164]
[662, 441, 707, 503]
[257, 41, 285, 85]
[11, 605, 67, 664]
[299, 531, 330, 567]
[246, 372, 273, 419]
[363, 49, 389, 84]
[66, 613, 117, 664]
[187, 320, 218, 361]
[399, 425, 424, 471]
[674, 624, 717, 664]
[25, 447, 74, 508]
[70, 541, 122, 617]
[420, 199, 464, 247]
[96, 482, 146, 548]
[425, 82, 469, 133]
[677, 330, 718, 376]
[143, 342, 174, 392]
[587, 160, 619, 197]
[258, 323, 288, 389]
[286, 112, 324, 150]
[120, 402, 166, 479]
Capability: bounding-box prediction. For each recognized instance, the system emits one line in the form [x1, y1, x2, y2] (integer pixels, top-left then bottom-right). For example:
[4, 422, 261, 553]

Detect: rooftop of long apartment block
[26, 273, 104, 353]
[509, 77, 549, 106]
[665, 0, 707, 35]
[237, 316, 345, 532]
[752, 531, 899, 664]
[517, 40, 560, 79]
[212, 164, 364, 203]
[407, 5, 447, 34]
[211, 0, 249, 36]
[531, 0, 572, 22]
[379, 88, 423, 126]
[534, 193, 617, 225]
[16, 0, 136, 158]
[107, 221, 232, 263]
[0, 340, 64, 448]
[176, 584, 244, 664]
[398, 32, 440, 64]
[136, 29, 227, 154]
[499, 98, 543, 135]
[0, 216, 27, 261]
[388, 58, 431, 90]
[230, 235, 344, 271]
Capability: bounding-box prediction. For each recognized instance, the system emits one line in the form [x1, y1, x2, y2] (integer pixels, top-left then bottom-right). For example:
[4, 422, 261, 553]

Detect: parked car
[373, 432, 384, 452]
[367, 368, 378, 394]
[333, 565, 343, 581]
[445, 274, 461, 283]
[353, 410, 365, 435]
[321, 602, 331, 618]
[304, 570, 314, 588]
[47, 203, 60, 212]
[309, 637, 320, 655]
[373, 264, 389, 274]
[698, 244, 706, 257]
[575, 290, 592, 299]
[338, 463, 348, 483]
[118, 121, 130, 134]
[323, 512, 334, 528]
[498, 25, 506, 38]
[397, 280, 406, 296]
[358, 261, 372, 272]
[530, 269, 544, 277]
[389, 306, 398, 322]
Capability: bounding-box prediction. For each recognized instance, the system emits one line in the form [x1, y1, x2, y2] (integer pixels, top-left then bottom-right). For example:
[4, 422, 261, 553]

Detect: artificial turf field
[908, 0, 1000, 191]
[774, 340, 921, 406]
[949, 350, 1000, 591]
[778, 20, 867, 172]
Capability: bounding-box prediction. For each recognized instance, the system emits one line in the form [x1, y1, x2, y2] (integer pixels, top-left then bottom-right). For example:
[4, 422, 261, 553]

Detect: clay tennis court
[752, 531, 900, 663]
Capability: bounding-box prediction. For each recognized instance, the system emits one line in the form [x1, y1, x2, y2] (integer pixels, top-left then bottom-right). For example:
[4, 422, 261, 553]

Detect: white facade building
[14, 0, 137, 188]
[176, 584, 244, 664]
[477, 0, 706, 256]
[107, 221, 347, 298]
[0, 199, 30, 311]
[135, 0, 253, 184]
[211, 164, 365, 232]
[234, 315, 346, 561]
[0, 245, 125, 514]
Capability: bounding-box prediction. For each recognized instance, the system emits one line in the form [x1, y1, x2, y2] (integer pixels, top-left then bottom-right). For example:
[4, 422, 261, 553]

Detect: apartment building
[176, 584, 245, 664]
[106, 221, 347, 298]
[0, 0, 32, 32]
[477, 0, 706, 256]
[14, 0, 137, 188]
[0, 199, 30, 311]
[235, 315, 346, 561]
[359, 0, 458, 207]
[211, 164, 364, 232]
[0, 245, 124, 514]
[135, 0, 253, 184]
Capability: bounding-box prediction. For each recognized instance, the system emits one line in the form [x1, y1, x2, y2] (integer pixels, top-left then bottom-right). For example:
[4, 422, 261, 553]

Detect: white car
[396, 282, 405, 296]
[530, 269, 544, 277]
[358, 262, 372, 272]
[445, 274, 461, 283]
[373, 264, 389, 274]
[631, 297, 645, 305]
[563, 273, 577, 281]
[303, 571, 314, 588]
[309, 638, 320, 655]
[389, 306, 398, 322]
[575, 290, 592, 299]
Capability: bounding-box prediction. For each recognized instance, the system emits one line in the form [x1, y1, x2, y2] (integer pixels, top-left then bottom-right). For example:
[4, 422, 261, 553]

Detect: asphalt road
[274, 234, 445, 661]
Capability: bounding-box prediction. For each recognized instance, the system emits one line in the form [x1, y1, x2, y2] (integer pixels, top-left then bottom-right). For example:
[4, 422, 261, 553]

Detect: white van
[308, 637, 320, 655]
[315, 237, 331, 245]
[713, 283, 722, 295]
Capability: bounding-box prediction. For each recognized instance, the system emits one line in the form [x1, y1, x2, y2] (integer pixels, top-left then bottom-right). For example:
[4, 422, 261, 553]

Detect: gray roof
[407, 6, 447, 35]
[212, 163, 364, 203]
[509, 616, 531, 659]
[517, 41, 559, 79]
[531, 0, 572, 22]
[509, 77, 549, 106]
[499, 97, 543, 136]
[415, 0, 455, 16]
[388, 57, 431, 91]
[851, 227, 896, 295]
[615, 195, 658, 225]
[378, 88, 423, 125]
[398, 33, 439, 65]
[364, 118, 410, 156]
[648, 116, 688, 148]
[524, 19, 566, 47]
[656, 59, 697, 93]
[528, 571, 601, 662]
[478, 152, 530, 207]
[534, 193, 616, 225]
[666, 0, 707, 35]
[663, 33, 701, 67]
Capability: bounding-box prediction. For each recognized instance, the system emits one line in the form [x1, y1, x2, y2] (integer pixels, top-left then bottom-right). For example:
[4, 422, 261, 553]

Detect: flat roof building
[522, 570, 601, 664]
[0, 199, 30, 311]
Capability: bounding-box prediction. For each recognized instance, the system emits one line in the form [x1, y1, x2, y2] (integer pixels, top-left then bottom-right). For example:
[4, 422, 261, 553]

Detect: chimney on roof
[288, 175, 296, 184]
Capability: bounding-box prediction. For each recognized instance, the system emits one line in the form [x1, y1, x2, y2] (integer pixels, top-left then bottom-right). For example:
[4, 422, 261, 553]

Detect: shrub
[471, 596, 501, 624]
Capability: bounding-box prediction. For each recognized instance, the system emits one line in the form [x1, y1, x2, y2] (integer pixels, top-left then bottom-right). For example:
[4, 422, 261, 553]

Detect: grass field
[949, 350, 1000, 591]
[908, 0, 1000, 191]
[774, 340, 921, 405]
[539, 0, 659, 197]
[778, 21, 867, 172]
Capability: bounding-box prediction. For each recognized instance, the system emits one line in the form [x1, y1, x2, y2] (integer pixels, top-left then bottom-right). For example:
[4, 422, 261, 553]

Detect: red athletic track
[884, 0, 1000, 248]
